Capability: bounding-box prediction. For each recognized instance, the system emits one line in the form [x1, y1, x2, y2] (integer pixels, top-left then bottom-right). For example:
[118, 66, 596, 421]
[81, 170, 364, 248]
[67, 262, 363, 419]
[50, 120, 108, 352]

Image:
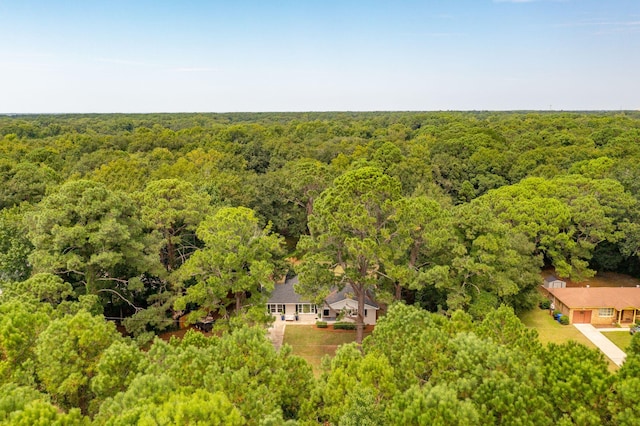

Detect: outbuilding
[543, 275, 566, 289]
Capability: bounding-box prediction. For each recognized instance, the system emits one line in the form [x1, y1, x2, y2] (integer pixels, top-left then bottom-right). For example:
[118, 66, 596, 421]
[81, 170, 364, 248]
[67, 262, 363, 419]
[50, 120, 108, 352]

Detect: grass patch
[519, 308, 617, 371]
[602, 331, 633, 352]
[519, 308, 596, 347]
[283, 325, 372, 376]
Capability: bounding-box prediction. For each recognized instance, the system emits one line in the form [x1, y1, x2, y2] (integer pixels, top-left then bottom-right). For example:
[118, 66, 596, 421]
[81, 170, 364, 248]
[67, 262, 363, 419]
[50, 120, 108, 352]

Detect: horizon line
[2, 109, 638, 116]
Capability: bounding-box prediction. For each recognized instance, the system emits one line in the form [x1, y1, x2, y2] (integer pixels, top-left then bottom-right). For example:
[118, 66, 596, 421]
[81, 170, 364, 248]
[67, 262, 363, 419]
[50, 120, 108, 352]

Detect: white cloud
[556, 20, 640, 34]
[9, 52, 55, 59]
[93, 57, 153, 67]
[398, 31, 465, 38]
[170, 67, 219, 73]
[559, 20, 640, 27]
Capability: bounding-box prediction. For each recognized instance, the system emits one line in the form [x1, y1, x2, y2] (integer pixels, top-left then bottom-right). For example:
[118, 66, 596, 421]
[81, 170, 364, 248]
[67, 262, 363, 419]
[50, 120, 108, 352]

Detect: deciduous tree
[174, 206, 284, 321]
[27, 180, 161, 307]
[137, 178, 212, 271]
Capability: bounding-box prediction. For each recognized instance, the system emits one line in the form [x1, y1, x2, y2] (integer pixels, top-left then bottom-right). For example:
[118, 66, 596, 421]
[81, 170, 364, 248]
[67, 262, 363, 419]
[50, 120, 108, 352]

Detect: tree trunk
[356, 290, 366, 345]
[86, 266, 97, 295]
[235, 291, 243, 312]
[305, 197, 314, 217]
[395, 282, 402, 301]
[306, 197, 315, 237]
[166, 230, 176, 271]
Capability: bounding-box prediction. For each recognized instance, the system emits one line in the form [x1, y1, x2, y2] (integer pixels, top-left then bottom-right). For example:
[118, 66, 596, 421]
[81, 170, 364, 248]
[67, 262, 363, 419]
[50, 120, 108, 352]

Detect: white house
[267, 276, 379, 325]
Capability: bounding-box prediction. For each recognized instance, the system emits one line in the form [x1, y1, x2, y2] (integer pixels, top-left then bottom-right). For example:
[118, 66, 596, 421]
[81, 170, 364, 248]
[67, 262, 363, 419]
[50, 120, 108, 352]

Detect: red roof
[546, 287, 640, 310]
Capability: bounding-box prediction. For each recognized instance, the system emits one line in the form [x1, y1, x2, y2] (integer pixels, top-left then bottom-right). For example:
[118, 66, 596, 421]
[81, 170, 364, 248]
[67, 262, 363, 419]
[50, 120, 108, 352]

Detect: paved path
[574, 323, 627, 366]
[267, 321, 286, 350]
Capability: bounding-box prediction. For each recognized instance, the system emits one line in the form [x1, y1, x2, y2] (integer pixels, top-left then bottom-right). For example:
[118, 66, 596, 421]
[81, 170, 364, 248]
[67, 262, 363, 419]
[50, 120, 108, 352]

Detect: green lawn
[602, 331, 633, 352]
[519, 308, 596, 347]
[519, 308, 617, 371]
[283, 325, 372, 375]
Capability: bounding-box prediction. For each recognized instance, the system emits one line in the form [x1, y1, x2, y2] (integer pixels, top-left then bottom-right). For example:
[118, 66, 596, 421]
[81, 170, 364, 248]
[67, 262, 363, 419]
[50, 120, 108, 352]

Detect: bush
[539, 300, 551, 310]
[333, 322, 357, 330]
[553, 310, 562, 317]
[559, 315, 570, 325]
[316, 321, 328, 328]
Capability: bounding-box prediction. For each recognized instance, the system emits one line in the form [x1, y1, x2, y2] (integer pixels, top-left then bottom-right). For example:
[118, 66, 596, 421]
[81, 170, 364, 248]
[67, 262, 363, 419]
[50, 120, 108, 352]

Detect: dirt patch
[115, 324, 129, 337]
[157, 326, 213, 341]
[178, 315, 190, 329]
[568, 272, 640, 288]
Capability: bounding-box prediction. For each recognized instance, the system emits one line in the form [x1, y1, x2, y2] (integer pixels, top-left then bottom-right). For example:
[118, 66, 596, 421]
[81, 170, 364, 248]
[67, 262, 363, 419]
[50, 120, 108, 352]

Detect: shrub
[559, 315, 570, 325]
[333, 322, 357, 330]
[539, 300, 551, 310]
[316, 321, 328, 328]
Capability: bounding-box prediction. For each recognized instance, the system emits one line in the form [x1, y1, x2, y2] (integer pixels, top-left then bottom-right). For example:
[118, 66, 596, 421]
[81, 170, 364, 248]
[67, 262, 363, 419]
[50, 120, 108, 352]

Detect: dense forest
[2, 111, 640, 424]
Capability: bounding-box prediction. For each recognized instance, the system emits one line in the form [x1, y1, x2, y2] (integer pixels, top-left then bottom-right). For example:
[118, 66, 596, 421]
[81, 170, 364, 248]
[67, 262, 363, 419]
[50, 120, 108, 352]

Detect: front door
[572, 310, 592, 324]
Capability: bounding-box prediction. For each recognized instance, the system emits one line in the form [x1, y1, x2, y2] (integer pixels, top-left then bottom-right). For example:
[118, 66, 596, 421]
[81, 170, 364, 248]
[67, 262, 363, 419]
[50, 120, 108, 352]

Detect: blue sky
[1, 0, 639, 112]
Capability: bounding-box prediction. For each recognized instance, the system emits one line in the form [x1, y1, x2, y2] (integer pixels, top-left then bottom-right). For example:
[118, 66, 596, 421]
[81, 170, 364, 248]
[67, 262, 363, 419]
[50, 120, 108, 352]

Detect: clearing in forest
[283, 324, 373, 376]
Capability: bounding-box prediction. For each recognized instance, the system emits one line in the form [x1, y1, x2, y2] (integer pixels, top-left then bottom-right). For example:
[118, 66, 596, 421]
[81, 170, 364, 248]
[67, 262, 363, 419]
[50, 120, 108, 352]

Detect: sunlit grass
[283, 325, 372, 376]
[519, 308, 617, 371]
[602, 331, 633, 352]
[519, 308, 595, 346]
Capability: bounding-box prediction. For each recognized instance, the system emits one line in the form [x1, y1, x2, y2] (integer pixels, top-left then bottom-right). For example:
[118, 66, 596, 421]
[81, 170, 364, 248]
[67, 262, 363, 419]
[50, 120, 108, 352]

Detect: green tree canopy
[137, 178, 212, 272]
[297, 166, 402, 343]
[35, 310, 123, 413]
[27, 180, 162, 306]
[174, 206, 284, 323]
[0, 205, 33, 282]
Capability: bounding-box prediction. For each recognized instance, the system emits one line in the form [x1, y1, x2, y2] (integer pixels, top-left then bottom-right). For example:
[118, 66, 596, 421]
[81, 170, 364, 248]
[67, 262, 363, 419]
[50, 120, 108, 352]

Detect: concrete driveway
[573, 323, 627, 366]
[267, 321, 286, 350]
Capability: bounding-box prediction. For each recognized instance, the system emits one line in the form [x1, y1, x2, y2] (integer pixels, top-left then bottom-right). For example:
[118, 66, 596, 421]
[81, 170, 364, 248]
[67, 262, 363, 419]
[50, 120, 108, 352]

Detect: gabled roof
[547, 287, 640, 310]
[325, 284, 379, 309]
[544, 275, 563, 283]
[267, 277, 379, 308]
[268, 276, 309, 304]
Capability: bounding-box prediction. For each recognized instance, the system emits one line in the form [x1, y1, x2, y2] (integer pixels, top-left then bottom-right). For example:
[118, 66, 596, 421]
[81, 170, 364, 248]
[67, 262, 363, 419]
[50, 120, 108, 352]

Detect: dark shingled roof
[267, 277, 379, 308]
[325, 285, 379, 309]
[544, 275, 561, 283]
[268, 276, 309, 304]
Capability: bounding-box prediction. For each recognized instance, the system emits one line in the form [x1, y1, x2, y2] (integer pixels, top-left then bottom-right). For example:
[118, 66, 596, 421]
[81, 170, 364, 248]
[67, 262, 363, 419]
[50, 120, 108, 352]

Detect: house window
[295, 304, 317, 314]
[344, 308, 356, 317]
[364, 309, 368, 317]
[267, 304, 284, 314]
[599, 308, 614, 318]
[323, 309, 330, 317]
